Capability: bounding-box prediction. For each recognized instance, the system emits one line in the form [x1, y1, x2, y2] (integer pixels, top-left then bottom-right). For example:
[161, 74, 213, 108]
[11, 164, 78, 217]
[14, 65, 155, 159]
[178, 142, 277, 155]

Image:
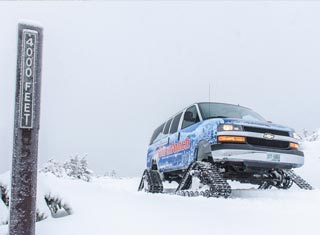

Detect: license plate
[266, 153, 280, 162]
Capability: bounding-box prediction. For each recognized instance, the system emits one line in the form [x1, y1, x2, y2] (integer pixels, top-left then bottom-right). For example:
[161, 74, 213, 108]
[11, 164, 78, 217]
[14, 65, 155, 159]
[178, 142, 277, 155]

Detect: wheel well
[195, 140, 212, 162]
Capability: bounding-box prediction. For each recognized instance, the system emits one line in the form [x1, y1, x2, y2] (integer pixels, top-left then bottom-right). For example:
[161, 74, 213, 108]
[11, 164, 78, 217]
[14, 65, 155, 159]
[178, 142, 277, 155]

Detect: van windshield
[198, 103, 266, 122]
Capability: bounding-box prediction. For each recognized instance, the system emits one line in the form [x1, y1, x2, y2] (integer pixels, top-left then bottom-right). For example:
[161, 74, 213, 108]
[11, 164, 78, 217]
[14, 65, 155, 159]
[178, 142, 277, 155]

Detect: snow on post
[9, 23, 43, 235]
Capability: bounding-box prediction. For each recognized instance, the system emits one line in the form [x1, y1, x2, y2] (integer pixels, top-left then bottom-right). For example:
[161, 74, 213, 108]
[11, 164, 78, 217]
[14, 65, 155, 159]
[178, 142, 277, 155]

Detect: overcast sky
[1, 1, 320, 176]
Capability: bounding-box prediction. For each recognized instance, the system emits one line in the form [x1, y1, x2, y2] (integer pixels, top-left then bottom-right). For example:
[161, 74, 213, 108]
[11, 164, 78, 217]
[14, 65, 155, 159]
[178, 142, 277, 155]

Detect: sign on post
[20, 30, 38, 129]
[9, 23, 43, 235]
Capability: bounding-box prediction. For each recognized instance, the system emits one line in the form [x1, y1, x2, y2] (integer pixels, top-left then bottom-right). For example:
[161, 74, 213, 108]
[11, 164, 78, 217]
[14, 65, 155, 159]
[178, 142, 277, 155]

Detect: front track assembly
[176, 161, 231, 198]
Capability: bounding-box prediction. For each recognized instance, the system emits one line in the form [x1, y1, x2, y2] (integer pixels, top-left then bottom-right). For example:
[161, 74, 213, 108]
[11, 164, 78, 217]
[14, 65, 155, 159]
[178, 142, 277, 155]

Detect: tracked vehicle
[138, 102, 312, 198]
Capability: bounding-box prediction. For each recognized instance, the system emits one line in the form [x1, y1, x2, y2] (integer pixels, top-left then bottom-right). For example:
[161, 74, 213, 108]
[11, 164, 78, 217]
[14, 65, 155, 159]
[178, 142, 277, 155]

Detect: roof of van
[159, 102, 251, 126]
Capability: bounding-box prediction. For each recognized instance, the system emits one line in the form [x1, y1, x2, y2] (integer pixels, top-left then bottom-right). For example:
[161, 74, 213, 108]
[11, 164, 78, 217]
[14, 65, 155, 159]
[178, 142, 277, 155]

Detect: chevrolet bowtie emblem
[263, 133, 275, 140]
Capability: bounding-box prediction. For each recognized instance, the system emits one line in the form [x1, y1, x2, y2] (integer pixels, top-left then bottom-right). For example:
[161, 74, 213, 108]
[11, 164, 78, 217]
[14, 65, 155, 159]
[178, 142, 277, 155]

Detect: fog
[1, 1, 320, 176]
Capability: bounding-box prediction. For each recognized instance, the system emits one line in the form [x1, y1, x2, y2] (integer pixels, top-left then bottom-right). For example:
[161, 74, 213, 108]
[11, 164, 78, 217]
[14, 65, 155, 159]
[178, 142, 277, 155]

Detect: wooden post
[9, 23, 43, 235]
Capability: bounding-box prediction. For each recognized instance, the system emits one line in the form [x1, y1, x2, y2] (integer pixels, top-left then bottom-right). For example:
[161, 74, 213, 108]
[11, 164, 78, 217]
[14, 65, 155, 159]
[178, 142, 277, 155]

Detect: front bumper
[211, 143, 304, 168]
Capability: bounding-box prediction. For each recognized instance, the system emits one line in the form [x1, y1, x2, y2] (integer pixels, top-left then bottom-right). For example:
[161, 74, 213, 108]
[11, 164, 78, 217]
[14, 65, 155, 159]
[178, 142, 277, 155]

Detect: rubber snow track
[176, 161, 231, 198]
[1, 174, 320, 235]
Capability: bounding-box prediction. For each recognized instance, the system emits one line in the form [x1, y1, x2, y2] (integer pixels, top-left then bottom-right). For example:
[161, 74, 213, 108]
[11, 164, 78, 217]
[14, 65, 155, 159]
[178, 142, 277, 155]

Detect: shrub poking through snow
[104, 169, 117, 178]
[40, 155, 94, 182]
[36, 210, 48, 222]
[40, 159, 65, 178]
[1, 164, 76, 223]
[0, 182, 9, 225]
[0, 182, 9, 207]
[302, 129, 320, 142]
[45, 193, 72, 218]
[64, 155, 93, 182]
[0, 180, 49, 223]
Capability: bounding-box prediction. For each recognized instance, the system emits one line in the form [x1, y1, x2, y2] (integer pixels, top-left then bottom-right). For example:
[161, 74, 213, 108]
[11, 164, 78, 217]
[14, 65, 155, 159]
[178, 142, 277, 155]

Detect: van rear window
[150, 123, 165, 144]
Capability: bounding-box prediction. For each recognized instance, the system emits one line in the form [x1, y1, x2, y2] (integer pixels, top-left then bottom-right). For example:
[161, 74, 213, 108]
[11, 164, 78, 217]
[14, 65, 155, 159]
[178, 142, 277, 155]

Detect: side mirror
[184, 111, 195, 122]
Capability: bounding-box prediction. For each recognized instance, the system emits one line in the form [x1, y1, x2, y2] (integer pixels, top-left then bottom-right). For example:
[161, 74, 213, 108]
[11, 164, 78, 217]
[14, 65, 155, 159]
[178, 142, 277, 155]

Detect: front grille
[243, 126, 290, 137]
[246, 137, 289, 149]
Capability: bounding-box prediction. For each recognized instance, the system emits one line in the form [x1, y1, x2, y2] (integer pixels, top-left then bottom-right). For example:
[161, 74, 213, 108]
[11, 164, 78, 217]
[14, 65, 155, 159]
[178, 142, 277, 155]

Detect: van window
[150, 123, 165, 144]
[182, 106, 200, 129]
[169, 113, 182, 134]
[198, 102, 266, 122]
[163, 118, 172, 135]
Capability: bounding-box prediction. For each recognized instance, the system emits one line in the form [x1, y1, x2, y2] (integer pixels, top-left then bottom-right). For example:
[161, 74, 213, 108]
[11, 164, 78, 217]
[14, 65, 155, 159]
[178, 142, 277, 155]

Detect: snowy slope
[295, 140, 320, 188]
[0, 140, 319, 235]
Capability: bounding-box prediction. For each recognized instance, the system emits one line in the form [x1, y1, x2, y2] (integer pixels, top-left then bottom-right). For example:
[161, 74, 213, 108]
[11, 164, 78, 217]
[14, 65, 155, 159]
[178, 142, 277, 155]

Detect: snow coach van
[138, 102, 312, 197]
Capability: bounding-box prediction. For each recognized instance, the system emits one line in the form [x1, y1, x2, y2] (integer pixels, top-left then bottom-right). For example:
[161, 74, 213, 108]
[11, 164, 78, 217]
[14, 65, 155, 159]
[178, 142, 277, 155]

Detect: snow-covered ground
[1, 140, 320, 235]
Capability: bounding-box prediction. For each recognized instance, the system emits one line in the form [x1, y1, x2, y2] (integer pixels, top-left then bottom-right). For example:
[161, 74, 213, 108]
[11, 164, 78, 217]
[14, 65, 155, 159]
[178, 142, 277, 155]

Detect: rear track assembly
[258, 169, 312, 190]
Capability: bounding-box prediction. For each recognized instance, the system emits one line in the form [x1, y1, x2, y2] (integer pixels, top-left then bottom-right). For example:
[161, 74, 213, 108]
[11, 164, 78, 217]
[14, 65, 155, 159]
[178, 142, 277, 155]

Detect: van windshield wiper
[205, 116, 228, 120]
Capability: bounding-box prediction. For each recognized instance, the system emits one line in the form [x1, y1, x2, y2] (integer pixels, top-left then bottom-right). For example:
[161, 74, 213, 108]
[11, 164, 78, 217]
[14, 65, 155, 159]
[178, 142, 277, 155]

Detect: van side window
[169, 113, 182, 134]
[150, 123, 165, 144]
[163, 118, 172, 135]
[182, 106, 200, 129]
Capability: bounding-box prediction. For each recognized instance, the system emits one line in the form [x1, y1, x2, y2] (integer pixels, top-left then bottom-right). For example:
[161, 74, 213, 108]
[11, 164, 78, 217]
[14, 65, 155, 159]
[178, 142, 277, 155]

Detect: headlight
[218, 124, 243, 131]
[290, 132, 301, 140]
